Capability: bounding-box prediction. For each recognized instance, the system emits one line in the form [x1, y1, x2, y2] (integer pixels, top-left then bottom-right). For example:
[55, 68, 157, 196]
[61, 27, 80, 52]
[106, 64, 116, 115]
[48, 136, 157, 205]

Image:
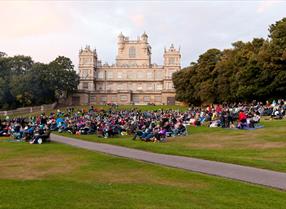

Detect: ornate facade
[70, 32, 181, 105]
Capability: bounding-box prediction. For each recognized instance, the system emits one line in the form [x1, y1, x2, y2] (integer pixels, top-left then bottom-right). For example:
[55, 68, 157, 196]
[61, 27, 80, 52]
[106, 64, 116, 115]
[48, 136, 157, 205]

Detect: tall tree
[0, 55, 79, 109]
[47, 56, 79, 100]
[173, 17, 286, 105]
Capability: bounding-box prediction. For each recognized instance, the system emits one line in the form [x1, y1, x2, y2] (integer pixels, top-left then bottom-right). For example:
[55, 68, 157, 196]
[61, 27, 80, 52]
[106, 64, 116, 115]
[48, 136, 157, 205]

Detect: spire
[118, 32, 124, 37]
[118, 32, 124, 43]
[141, 31, 148, 42]
[142, 31, 148, 38]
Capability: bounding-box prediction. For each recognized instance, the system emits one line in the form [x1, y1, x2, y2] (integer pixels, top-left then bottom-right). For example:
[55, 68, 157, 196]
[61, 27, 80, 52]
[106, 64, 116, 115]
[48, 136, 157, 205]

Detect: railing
[0, 102, 57, 117]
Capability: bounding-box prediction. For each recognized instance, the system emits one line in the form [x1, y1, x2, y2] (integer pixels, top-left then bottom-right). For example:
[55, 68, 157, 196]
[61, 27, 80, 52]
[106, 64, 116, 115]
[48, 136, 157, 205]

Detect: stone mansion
[70, 32, 181, 105]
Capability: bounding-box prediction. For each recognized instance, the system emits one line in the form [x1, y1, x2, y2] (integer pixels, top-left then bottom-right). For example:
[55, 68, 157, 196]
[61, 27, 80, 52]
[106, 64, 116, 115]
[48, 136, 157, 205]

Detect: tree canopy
[0, 55, 79, 109]
[173, 17, 286, 105]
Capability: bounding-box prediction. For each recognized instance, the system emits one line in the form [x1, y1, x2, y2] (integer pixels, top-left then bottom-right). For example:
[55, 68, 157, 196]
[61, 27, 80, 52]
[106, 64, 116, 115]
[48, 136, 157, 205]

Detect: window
[155, 96, 161, 102]
[137, 83, 143, 90]
[111, 96, 117, 102]
[120, 95, 127, 101]
[167, 82, 174, 89]
[106, 83, 113, 90]
[147, 83, 153, 90]
[169, 57, 175, 65]
[81, 69, 89, 78]
[98, 72, 104, 79]
[100, 96, 107, 102]
[132, 96, 140, 103]
[117, 83, 127, 90]
[129, 46, 136, 58]
[147, 72, 152, 79]
[107, 72, 113, 79]
[127, 83, 133, 90]
[127, 71, 135, 79]
[168, 69, 176, 78]
[82, 82, 89, 89]
[90, 95, 96, 102]
[143, 96, 150, 102]
[137, 72, 144, 79]
[155, 71, 163, 79]
[128, 83, 136, 90]
[96, 84, 103, 90]
[156, 83, 162, 91]
[82, 58, 88, 64]
[118, 72, 123, 79]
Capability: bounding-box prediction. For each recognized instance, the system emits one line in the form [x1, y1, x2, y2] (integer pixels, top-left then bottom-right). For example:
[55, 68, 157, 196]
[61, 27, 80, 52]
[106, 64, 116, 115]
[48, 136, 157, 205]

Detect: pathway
[51, 134, 286, 190]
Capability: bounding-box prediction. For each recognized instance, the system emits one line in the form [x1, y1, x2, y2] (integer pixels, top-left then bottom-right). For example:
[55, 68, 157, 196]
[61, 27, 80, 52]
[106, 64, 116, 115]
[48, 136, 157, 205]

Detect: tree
[173, 17, 286, 105]
[47, 56, 79, 100]
[265, 18, 286, 98]
[173, 68, 199, 105]
[0, 55, 79, 109]
[0, 52, 7, 57]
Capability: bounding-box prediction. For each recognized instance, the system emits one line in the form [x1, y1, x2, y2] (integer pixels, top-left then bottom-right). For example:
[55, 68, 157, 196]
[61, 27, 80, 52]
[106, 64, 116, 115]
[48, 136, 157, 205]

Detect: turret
[163, 44, 181, 66]
[141, 31, 148, 43]
[163, 44, 181, 90]
[116, 32, 151, 66]
[118, 32, 124, 43]
[118, 32, 125, 55]
[78, 45, 97, 91]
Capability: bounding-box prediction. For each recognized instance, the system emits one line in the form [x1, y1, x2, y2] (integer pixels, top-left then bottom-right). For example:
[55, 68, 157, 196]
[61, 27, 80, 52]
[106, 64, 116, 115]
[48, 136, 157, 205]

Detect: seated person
[237, 110, 247, 129]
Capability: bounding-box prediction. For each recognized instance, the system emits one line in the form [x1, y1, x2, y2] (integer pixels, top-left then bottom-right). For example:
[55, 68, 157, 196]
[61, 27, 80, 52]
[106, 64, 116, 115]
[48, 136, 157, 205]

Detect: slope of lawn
[59, 119, 286, 172]
[0, 140, 286, 209]
[1, 105, 187, 119]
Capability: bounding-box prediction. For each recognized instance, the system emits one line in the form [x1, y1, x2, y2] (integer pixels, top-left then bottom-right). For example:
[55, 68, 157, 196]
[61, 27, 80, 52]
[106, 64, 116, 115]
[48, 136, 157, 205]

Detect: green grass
[1, 105, 188, 119]
[0, 141, 286, 209]
[59, 119, 286, 172]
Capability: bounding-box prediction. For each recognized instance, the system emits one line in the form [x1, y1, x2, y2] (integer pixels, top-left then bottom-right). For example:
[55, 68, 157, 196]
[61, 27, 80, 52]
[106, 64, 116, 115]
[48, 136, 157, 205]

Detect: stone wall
[0, 102, 57, 117]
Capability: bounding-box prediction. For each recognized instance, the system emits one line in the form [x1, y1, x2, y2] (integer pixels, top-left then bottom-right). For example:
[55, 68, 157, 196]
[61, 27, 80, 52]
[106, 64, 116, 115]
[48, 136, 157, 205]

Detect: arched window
[129, 47, 136, 58]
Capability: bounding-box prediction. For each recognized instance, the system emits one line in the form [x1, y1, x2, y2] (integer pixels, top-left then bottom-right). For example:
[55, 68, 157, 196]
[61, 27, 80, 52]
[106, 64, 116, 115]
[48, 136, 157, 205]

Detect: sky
[1, 0, 286, 70]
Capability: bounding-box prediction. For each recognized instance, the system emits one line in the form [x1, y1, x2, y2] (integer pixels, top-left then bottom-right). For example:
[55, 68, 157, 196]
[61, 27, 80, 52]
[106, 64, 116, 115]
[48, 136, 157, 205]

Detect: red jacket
[238, 112, 247, 122]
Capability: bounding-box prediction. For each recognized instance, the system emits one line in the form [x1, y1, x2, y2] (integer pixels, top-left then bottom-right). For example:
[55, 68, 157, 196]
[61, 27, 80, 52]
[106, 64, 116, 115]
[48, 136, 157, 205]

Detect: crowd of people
[0, 99, 285, 144]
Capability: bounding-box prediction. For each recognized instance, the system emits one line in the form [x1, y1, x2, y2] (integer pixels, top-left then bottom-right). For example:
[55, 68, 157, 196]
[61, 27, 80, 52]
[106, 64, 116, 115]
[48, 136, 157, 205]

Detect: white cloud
[1, 1, 286, 68]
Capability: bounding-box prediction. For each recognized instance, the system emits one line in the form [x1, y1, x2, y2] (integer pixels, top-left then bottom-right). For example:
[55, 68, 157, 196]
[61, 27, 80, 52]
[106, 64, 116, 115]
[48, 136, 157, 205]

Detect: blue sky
[1, 0, 286, 69]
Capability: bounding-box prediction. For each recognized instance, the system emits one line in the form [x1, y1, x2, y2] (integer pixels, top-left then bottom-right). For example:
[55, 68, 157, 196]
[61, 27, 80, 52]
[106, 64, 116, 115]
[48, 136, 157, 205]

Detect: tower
[116, 32, 151, 66]
[78, 45, 97, 91]
[163, 44, 181, 90]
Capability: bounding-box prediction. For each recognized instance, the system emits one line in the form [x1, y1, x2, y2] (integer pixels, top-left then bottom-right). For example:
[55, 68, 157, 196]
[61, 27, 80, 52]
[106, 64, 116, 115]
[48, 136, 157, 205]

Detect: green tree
[173, 18, 286, 105]
[47, 56, 79, 100]
[0, 55, 79, 109]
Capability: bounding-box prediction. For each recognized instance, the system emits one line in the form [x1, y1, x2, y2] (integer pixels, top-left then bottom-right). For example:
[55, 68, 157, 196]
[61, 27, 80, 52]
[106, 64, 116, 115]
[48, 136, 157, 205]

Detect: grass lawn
[0, 140, 286, 209]
[1, 105, 187, 119]
[59, 119, 286, 172]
